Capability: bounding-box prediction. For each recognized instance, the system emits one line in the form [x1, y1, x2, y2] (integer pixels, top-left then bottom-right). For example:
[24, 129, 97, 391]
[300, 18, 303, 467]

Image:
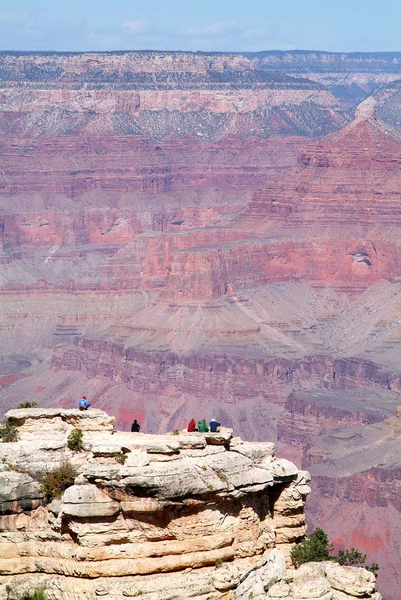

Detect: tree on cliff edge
[291, 527, 333, 566]
[291, 528, 379, 576]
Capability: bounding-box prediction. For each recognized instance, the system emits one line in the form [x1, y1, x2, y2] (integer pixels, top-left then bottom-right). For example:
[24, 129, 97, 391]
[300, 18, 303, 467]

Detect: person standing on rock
[198, 419, 209, 432]
[209, 418, 221, 433]
[78, 396, 90, 410]
[131, 419, 140, 432]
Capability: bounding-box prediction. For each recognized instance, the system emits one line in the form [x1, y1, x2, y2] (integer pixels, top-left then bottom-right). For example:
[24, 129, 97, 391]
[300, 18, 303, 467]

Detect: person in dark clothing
[187, 418, 196, 432]
[131, 419, 140, 432]
[209, 418, 221, 433]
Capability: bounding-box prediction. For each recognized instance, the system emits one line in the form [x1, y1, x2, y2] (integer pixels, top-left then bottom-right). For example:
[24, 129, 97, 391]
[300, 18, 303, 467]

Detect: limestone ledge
[0, 409, 380, 599]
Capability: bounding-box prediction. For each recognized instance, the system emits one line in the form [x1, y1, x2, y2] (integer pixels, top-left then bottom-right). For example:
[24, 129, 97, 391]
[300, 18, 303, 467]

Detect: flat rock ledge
[0, 409, 381, 600]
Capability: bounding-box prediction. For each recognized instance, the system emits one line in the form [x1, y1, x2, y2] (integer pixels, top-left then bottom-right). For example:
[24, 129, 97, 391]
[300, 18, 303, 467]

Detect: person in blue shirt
[209, 418, 221, 433]
[78, 396, 90, 410]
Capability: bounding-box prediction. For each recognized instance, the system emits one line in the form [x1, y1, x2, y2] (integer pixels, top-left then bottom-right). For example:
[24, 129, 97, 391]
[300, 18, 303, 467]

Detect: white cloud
[121, 19, 146, 34]
[186, 20, 239, 37]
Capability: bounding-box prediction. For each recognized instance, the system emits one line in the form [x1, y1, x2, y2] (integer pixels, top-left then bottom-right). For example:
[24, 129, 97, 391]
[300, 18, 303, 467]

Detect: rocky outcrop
[235, 560, 378, 600]
[0, 408, 380, 600]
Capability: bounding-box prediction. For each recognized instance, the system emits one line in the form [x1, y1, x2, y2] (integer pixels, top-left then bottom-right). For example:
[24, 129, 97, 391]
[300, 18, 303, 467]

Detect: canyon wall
[1, 52, 401, 599]
[247, 50, 401, 109]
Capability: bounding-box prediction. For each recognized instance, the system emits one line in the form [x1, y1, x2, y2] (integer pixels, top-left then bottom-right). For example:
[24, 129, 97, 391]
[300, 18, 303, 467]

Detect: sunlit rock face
[0, 409, 381, 600]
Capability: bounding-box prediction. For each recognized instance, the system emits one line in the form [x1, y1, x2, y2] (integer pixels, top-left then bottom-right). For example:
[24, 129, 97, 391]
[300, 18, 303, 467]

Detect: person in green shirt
[198, 419, 209, 432]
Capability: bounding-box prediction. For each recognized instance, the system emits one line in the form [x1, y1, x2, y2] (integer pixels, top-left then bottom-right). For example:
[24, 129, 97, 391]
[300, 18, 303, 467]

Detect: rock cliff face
[0, 408, 380, 600]
[247, 50, 401, 109]
[0, 52, 347, 140]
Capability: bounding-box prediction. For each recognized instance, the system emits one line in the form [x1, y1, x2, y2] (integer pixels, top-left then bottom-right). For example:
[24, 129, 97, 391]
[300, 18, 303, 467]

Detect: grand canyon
[1, 50, 401, 599]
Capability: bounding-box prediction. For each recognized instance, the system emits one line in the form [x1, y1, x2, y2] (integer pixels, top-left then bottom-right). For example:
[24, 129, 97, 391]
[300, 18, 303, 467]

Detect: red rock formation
[1, 54, 401, 599]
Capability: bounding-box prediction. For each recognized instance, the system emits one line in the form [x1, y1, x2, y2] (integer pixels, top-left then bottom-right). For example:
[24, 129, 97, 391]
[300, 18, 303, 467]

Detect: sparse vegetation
[336, 549, 379, 576]
[114, 452, 127, 464]
[67, 428, 84, 451]
[40, 460, 76, 501]
[5, 585, 47, 600]
[0, 421, 19, 443]
[17, 402, 38, 409]
[291, 528, 379, 576]
[215, 558, 224, 568]
[172, 429, 180, 435]
[217, 471, 230, 486]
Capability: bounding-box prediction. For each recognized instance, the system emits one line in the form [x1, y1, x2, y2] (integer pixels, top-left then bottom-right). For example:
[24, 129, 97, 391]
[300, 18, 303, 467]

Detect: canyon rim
[1, 49, 401, 598]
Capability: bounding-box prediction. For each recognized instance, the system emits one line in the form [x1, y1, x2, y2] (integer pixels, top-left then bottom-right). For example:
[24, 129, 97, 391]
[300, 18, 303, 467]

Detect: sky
[0, 0, 400, 53]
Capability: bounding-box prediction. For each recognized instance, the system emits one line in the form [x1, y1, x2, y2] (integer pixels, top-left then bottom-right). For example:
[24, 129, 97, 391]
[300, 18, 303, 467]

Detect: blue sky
[0, 0, 400, 53]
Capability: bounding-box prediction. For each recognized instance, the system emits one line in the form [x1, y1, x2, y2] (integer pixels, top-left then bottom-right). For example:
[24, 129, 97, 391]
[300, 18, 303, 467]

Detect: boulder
[270, 459, 299, 480]
[61, 484, 120, 517]
[231, 440, 276, 463]
[325, 563, 376, 597]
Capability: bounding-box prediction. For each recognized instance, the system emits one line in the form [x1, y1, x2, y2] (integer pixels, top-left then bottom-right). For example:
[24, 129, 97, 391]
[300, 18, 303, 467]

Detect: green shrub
[17, 402, 38, 409]
[40, 460, 76, 501]
[67, 428, 84, 451]
[336, 548, 366, 566]
[5, 586, 47, 600]
[23, 589, 48, 600]
[291, 528, 333, 567]
[366, 562, 380, 577]
[291, 528, 380, 576]
[172, 429, 180, 435]
[0, 421, 19, 443]
[114, 452, 127, 464]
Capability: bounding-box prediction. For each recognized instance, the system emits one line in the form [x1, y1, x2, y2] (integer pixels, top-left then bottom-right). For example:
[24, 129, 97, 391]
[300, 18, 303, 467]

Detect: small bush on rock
[292, 528, 380, 576]
[336, 548, 366, 566]
[291, 528, 332, 566]
[0, 421, 19, 443]
[5, 586, 47, 600]
[67, 428, 84, 451]
[22, 589, 47, 600]
[40, 460, 76, 501]
[17, 402, 38, 409]
[114, 452, 127, 464]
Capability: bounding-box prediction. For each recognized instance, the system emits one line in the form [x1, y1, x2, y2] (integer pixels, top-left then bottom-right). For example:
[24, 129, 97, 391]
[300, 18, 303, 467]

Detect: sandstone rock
[61, 484, 120, 517]
[290, 577, 332, 599]
[5, 409, 115, 438]
[205, 428, 233, 446]
[271, 459, 299, 480]
[268, 581, 292, 598]
[0, 471, 40, 511]
[0, 409, 380, 600]
[324, 563, 376, 597]
[233, 549, 287, 599]
[212, 563, 241, 591]
[231, 441, 276, 463]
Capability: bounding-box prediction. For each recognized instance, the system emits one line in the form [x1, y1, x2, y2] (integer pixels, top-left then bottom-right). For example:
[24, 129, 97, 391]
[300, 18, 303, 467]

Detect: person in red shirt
[187, 418, 196, 432]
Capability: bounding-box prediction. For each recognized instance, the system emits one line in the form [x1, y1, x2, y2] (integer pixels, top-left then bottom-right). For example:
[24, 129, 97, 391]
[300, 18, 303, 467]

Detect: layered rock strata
[0, 51, 347, 140]
[0, 408, 380, 600]
[247, 50, 401, 109]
